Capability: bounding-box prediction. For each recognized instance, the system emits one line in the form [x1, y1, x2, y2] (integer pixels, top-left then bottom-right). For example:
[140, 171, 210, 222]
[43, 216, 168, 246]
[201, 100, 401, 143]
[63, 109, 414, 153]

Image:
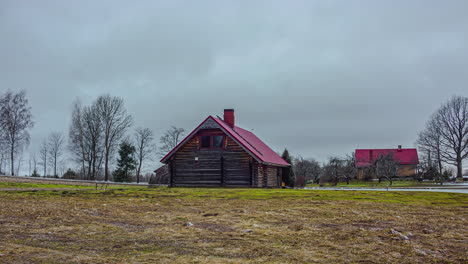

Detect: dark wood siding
[171, 129, 254, 187]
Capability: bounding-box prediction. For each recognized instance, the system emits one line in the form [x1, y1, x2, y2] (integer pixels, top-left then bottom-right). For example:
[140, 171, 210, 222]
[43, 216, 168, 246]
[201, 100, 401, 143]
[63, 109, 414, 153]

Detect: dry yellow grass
[0, 183, 466, 263]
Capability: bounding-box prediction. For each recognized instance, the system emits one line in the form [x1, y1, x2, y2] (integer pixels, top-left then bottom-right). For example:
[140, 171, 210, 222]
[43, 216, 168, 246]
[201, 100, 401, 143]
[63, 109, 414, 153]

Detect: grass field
[0, 179, 466, 263]
[306, 180, 440, 188]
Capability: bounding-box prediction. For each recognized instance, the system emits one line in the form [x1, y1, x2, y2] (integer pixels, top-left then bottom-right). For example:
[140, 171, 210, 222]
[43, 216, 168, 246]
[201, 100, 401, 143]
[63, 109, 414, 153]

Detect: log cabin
[355, 146, 419, 180]
[160, 109, 290, 187]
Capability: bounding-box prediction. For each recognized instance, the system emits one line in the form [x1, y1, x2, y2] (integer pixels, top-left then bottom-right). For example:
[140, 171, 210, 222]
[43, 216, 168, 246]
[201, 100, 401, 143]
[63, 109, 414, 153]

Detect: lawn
[0, 181, 466, 263]
[306, 180, 440, 188]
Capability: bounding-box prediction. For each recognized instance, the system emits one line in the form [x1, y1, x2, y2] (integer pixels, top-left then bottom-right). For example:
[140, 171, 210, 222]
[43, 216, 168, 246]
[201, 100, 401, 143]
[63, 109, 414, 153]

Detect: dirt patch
[0, 184, 466, 263]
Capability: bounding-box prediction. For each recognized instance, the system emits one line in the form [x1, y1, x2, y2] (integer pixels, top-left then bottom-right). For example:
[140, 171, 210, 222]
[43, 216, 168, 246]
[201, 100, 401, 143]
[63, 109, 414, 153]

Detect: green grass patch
[306, 180, 437, 188]
[0, 181, 95, 189]
[0, 178, 466, 263]
[1, 183, 466, 207]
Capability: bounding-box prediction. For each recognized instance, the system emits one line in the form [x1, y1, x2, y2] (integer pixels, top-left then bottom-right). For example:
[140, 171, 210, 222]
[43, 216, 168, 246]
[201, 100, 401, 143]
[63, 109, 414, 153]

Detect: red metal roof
[213, 117, 290, 166]
[160, 116, 290, 166]
[355, 148, 419, 168]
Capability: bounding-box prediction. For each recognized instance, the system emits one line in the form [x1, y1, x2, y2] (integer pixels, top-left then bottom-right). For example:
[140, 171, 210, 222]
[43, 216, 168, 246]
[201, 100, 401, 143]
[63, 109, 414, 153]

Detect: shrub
[31, 169, 40, 177]
[62, 169, 77, 179]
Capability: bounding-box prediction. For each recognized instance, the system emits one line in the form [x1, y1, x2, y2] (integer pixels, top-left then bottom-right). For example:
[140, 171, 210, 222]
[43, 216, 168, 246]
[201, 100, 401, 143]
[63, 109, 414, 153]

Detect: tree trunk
[87, 160, 92, 180]
[91, 155, 96, 181]
[136, 159, 142, 184]
[456, 158, 463, 179]
[54, 154, 57, 178]
[10, 144, 14, 176]
[437, 149, 443, 175]
[104, 152, 109, 181]
[81, 160, 85, 180]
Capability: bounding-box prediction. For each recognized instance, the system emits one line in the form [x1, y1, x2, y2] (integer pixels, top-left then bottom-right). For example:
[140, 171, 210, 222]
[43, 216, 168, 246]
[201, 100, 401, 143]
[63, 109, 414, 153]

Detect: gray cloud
[1, 0, 468, 170]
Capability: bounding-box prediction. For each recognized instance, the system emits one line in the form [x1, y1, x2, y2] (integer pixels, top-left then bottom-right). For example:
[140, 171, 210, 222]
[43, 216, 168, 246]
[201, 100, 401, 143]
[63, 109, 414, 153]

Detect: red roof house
[160, 109, 289, 187]
[355, 146, 419, 178]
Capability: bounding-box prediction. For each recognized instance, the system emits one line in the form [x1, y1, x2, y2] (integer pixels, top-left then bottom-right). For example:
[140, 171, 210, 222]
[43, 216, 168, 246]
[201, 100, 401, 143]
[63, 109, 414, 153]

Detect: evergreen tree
[31, 169, 40, 177]
[62, 168, 77, 179]
[113, 142, 137, 182]
[281, 148, 295, 187]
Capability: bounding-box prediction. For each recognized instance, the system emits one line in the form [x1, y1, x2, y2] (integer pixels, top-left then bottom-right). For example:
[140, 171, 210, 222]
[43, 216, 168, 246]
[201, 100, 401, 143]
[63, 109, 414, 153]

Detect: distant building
[355, 146, 419, 180]
[159, 109, 290, 187]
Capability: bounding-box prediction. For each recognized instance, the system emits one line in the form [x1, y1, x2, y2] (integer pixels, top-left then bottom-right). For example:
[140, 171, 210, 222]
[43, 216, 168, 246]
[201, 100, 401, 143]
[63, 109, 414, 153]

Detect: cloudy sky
[1, 0, 468, 172]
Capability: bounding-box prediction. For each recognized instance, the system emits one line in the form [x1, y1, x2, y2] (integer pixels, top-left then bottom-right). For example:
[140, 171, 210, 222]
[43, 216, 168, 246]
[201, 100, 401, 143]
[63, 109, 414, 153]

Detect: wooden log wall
[171, 129, 255, 187]
[256, 164, 281, 188]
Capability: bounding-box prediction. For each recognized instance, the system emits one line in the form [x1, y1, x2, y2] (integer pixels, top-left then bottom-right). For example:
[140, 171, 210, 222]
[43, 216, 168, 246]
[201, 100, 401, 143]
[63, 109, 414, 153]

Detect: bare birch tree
[47, 132, 65, 178]
[159, 126, 185, 156]
[96, 95, 133, 181]
[82, 103, 103, 180]
[0, 141, 6, 175]
[69, 99, 87, 178]
[134, 127, 155, 183]
[39, 139, 48, 177]
[432, 96, 468, 179]
[0, 90, 34, 176]
[417, 114, 444, 175]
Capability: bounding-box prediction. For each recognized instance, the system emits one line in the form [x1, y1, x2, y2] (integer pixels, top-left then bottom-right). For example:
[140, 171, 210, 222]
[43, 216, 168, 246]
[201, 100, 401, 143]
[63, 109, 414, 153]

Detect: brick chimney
[224, 109, 235, 127]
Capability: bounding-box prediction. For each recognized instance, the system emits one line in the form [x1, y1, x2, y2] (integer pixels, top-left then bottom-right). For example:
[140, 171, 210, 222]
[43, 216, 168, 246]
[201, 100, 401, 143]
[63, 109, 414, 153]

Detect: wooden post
[220, 157, 225, 186]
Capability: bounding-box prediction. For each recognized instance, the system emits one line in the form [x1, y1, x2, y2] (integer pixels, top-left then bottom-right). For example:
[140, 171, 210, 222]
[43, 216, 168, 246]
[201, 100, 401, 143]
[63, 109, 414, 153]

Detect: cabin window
[199, 134, 224, 149]
[201, 136, 211, 148]
[213, 135, 224, 148]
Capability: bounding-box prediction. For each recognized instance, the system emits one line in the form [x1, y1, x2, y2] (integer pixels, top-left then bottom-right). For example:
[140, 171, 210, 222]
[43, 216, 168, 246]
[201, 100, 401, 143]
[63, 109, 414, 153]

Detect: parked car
[462, 175, 468, 181]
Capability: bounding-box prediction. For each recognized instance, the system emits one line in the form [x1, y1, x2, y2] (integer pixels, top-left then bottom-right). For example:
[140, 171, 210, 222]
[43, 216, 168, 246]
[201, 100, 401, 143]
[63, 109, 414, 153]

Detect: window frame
[212, 135, 224, 148]
[198, 132, 225, 149]
[200, 135, 211, 148]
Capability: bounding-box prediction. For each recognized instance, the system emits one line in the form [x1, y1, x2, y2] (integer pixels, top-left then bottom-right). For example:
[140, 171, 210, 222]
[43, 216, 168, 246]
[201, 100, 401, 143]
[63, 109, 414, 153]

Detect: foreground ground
[0, 179, 466, 263]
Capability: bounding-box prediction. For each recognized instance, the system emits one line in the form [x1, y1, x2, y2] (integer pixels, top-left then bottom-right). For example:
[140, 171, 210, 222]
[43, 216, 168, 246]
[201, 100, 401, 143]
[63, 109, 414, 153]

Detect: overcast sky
[1, 0, 468, 172]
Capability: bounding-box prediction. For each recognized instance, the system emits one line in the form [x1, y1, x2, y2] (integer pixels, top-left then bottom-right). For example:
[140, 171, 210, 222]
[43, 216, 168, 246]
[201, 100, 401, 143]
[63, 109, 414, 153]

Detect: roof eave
[261, 161, 290, 167]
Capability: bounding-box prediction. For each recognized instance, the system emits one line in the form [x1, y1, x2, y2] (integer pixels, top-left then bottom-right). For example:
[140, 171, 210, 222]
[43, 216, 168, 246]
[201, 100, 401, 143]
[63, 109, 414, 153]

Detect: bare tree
[374, 153, 398, 186]
[39, 140, 48, 177]
[134, 127, 155, 183]
[320, 156, 343, 186]
[96, 95, 133, 181]
[82, 103, 103, 180]
[293, 156, 321, 183]
[69, 99, 87, 178]
[47, 132, 65, 178]
[417, 114, 444, 175]
[28, 154, 32, 176]
[0, 90, 34, 176]
[432, 96, 468, 179]
[16, 151, 24, 176]
[341, 153, 357, 184]
[0, 143, 7, 175]
[159, 126, 185, 156]
[31, 153, 37, 174]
